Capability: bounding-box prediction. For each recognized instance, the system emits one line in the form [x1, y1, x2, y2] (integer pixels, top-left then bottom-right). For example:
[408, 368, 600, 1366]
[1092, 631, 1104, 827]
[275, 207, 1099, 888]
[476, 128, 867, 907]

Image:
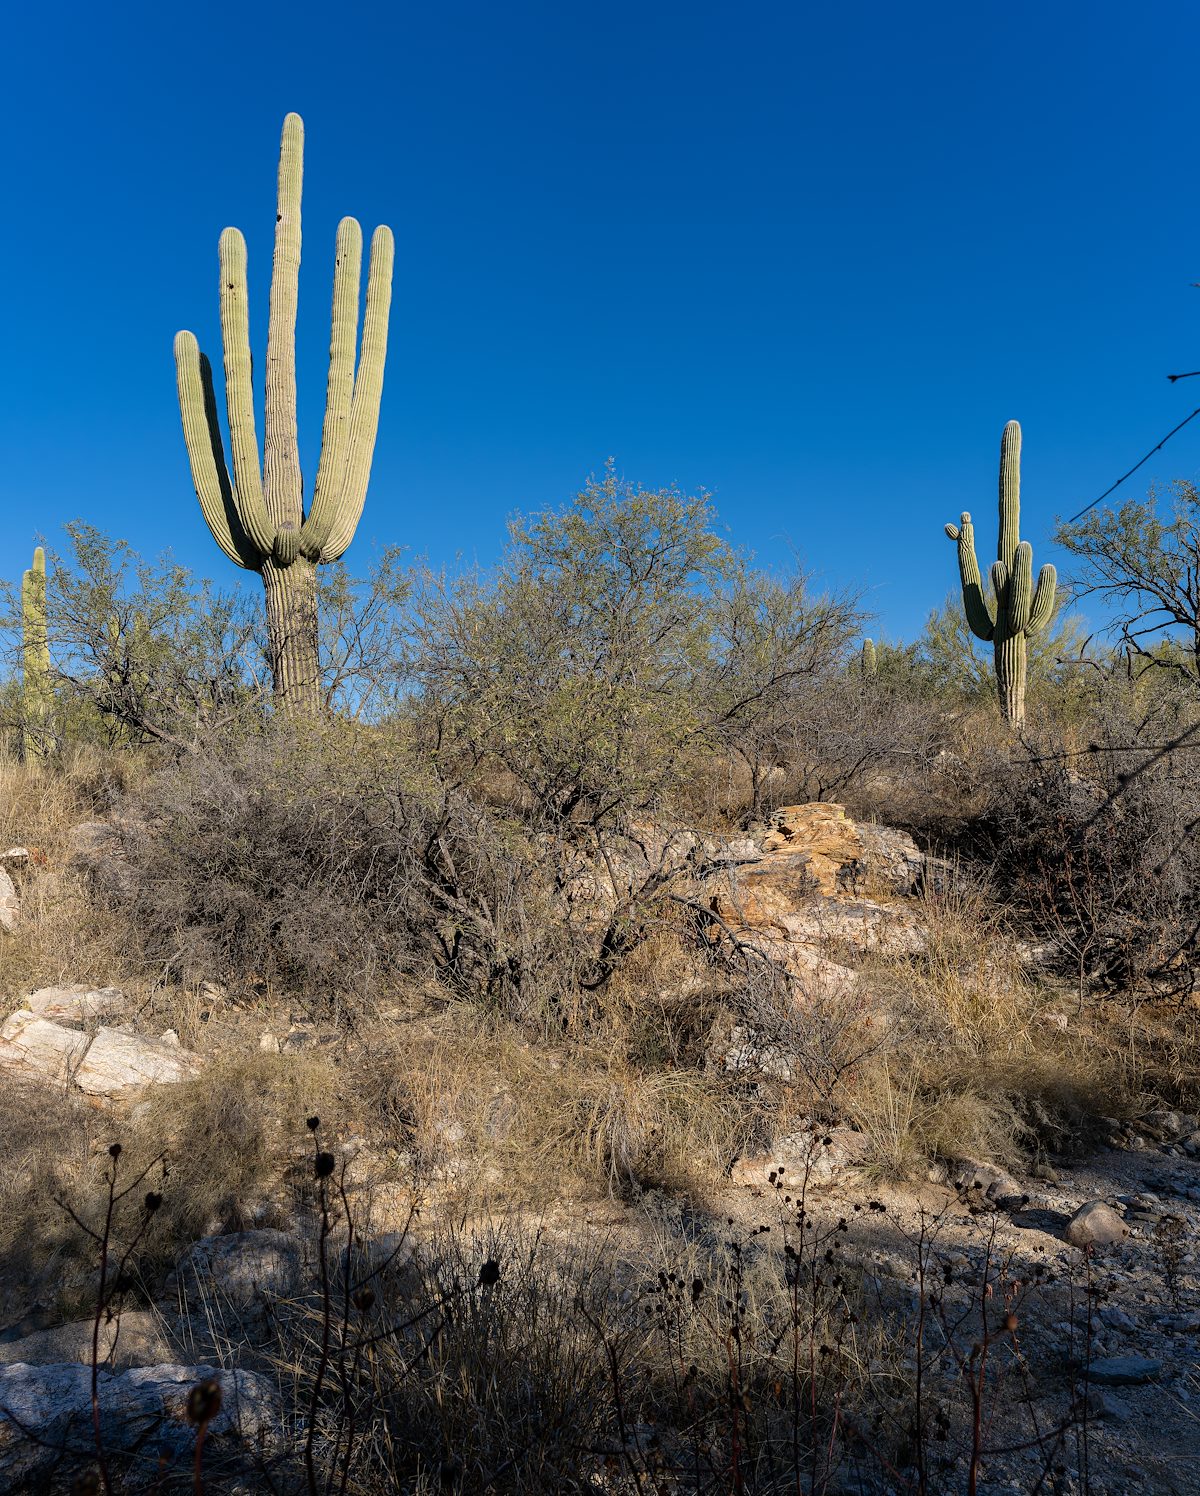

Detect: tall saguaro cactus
[21, 546, 50, 758]
[944, 421, 1057, 728]
[174, 113, 395, 713]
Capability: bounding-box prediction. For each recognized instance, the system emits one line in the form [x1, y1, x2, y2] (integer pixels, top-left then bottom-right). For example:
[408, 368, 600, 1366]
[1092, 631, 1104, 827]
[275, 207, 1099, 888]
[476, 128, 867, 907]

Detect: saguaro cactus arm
[21, 546, 51, 757]
[1027, 563, 1058, 635]
[944, 512, 995, 640]
[314, 225, 395, 563]
[299, 217, 363, 562]
[174, 333, 259, 569]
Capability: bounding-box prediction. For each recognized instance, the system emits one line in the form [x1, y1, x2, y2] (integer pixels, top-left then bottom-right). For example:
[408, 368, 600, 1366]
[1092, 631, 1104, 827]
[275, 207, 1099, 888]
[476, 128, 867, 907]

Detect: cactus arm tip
[1025, 563, 1058, 636]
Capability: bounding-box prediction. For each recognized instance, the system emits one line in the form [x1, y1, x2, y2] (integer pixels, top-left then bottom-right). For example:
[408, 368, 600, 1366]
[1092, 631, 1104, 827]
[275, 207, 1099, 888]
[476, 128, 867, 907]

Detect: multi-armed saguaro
[21, 546, 50, 758]
[174, 113, 394, 713]
[944, 421, 1056, 728]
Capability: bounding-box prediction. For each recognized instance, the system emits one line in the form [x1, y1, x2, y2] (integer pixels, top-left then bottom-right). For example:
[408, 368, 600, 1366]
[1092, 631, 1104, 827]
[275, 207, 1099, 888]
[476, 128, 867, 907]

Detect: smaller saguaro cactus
[21, 546, 51, 758]
[944, 420, 1056, 727]
[860, 638, 877, 677]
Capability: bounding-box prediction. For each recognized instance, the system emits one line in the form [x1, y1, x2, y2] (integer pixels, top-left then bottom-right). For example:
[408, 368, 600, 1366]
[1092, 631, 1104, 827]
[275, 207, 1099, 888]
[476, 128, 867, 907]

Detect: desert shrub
[981, 695, 1200, 995]
[114, 723, 579, 1020]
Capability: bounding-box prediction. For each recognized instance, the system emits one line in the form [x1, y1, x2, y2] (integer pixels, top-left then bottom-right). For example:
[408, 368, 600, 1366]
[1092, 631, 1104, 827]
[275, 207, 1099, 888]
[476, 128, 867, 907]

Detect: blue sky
[2, 1, 1199, 640]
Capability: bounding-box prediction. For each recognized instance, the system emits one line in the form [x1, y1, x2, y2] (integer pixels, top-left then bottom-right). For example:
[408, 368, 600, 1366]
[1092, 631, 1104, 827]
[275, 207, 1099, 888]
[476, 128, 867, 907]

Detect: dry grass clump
[354, 1007, 753, 1204]
[846, 878, 1129, 1177]
[129, 1051, 352, 1257]
[0, 749, 153, 996]
[0, 1075, 103, 1322]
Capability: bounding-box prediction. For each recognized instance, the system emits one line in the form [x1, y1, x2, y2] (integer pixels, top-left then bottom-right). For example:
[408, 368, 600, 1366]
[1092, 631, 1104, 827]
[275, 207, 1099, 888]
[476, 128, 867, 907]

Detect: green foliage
[1055, 479, 1200, 688]
[704, 569, 864, 819]
[915, 590, 1089, 711]
[410, 465, 740, 825]
[2, 523, 264, 752]
[409, 465, 861, 828]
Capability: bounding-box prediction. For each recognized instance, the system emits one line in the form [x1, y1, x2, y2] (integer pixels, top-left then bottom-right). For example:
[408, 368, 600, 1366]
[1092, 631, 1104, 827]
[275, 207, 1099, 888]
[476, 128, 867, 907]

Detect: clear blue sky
[2, 0, 1199, 640]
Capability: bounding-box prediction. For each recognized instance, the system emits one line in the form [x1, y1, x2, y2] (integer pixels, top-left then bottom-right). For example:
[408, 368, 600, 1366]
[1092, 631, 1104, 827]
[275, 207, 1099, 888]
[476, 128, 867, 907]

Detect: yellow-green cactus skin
[21, 546, 50, 758]
[174, 113, 395, 712]
[945, 421, 1057, 727]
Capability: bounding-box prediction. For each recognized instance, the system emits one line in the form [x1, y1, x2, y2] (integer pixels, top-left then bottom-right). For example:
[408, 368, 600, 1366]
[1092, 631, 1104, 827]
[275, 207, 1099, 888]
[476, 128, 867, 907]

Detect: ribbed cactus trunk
[174, 113, 394, 715]
[994, 629, 1027, 726]
[262, 558, 319, 708]
[21, 547, 50, 759]
[944, 422, 1057, 730]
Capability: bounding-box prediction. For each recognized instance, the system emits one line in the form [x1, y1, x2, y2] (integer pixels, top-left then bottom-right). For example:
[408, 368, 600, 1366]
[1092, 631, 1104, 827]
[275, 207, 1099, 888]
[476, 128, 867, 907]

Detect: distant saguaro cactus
[944, 421, 1057, 727]
[861, 638, 877, 677]
[174, 113, 395, 713]
[21, 546, 50, 758]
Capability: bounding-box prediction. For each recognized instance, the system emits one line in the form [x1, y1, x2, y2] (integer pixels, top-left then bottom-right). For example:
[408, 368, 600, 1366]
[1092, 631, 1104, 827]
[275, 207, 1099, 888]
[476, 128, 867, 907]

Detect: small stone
[1085, 1388, 1130, 1422]
[1065, 1201, 1126, 1249]
[1089, 1355, 1162, 1386]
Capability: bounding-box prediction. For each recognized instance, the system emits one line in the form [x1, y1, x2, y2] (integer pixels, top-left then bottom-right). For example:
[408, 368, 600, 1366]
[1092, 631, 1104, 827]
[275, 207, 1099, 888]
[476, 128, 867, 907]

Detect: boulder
[777, 898, 923, 955]
[759, 804, 865, 893]
[1089, 1356, 1163, 1387]
[74, 1027, 201, 1096]
[732, 1125, 869, 1191]
[0, 1361, 280, 1484]
[953, 1159, 1027, 1210]
[27, 985, 128, 1024]
[1065, 1200, 1127, 1249]
[170, 1230, 305, 1312]
[700, 805, 924, 982]
[853, 823, 925, 895]
[0, 1311, 171, 1370]
[0, 1011, 89, 1082]
[0, 1012, 200, 1096]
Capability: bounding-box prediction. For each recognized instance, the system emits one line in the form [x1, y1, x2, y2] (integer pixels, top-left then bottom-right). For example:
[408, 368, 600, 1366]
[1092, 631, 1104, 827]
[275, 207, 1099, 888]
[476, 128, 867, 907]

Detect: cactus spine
[944, 421, 1057, 728]
[21, 547, 50, 758]
[174, 113, 395, 714]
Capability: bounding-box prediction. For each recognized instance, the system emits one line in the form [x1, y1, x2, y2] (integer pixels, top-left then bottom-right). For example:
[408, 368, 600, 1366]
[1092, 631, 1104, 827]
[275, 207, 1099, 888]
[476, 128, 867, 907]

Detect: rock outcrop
[0, 990, 201, 1097]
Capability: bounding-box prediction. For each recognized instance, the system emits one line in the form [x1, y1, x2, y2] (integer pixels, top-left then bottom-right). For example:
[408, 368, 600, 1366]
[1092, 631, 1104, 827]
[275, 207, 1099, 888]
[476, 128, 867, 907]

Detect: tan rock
[760, 803, 863, 895]
[27, 985, 127, 1024]
[74, 1027, 201, 1096]
[0, 1012, 89, 1081]
[1065, 1200, 1126, 1249]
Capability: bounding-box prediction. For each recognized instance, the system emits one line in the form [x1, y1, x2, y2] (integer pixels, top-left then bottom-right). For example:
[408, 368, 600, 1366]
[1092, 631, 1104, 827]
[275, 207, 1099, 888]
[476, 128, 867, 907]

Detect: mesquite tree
[174, 113, 394, 713]
[944, 421, 1057, 727]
